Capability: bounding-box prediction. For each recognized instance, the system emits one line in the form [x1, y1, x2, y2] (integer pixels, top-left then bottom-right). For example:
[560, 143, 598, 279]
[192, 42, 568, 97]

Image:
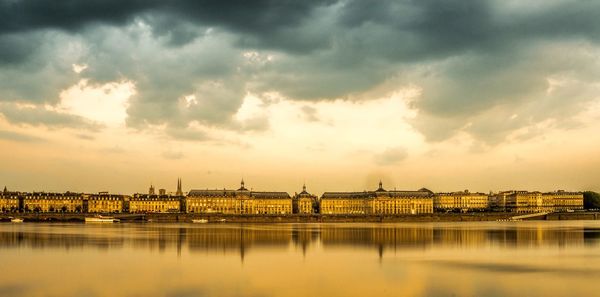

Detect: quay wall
[2, 212, 600, 223]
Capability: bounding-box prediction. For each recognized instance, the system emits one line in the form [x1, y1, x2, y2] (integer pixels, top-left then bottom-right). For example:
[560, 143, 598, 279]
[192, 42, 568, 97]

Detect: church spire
[3, 186, 6, 193]
[176, 178, 183, 196]
[149, 183, 155, 195]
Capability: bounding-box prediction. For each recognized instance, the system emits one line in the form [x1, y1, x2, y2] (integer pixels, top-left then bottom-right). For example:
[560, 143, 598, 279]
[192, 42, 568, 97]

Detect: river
[1, 221, 599, 297]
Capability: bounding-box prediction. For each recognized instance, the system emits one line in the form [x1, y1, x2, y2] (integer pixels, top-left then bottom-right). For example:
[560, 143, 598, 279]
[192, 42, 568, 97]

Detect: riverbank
[1, 212, 599, 223]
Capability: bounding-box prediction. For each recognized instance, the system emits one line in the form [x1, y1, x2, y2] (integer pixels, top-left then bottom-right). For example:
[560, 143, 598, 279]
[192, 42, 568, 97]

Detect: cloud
[1, 0, 600, 144]
[0, 129, 44, 142]
[374, 147, 408, 166]
[0, 102, 102, 131]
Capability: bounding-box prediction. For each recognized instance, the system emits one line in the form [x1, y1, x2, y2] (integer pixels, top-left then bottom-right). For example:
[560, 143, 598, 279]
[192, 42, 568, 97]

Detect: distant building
[84, 192, 125, 213]
[187, 180, 292, 215]
[130, 194, 182, 213]
[544, 191, 583, 212]
[434, 190, 489, 212]
[22, 192, 83, 213]
[0, 188, 19, 212]
[502, 190, 583, 213]
[293, 184, 319, 214]
[320, 181, 434, 215]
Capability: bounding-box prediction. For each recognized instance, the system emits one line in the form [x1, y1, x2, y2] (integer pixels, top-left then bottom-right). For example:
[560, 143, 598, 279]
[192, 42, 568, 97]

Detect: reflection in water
[1, 222, 600, 297]
[1, 223, 597, 256]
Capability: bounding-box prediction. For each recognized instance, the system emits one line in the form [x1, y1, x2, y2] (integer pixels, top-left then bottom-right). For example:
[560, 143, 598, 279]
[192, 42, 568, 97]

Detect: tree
[583, 191, 600, 210]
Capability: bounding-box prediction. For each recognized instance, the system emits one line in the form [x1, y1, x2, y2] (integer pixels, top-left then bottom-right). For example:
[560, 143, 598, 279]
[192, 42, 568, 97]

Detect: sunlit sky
[1, 0, 599, 195]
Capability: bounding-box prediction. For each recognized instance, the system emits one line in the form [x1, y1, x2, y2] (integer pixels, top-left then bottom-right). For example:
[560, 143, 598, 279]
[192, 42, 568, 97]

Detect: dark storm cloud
[1, 0, 600, 143]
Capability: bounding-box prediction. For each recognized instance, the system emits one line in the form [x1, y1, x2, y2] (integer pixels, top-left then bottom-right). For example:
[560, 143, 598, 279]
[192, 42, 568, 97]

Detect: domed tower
[294, 183, 318, 214]
[238, 179, 248, 191]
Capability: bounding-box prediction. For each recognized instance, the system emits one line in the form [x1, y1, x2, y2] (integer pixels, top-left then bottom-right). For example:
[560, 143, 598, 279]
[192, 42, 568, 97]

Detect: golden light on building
[293, 184, 318, 214]
[434, 190, 489, 212]
[85, 192, 125, 213]
[320, 181, 434, 215]
[22, 192, 83, 213]
[186, 180, 292, 215]
[502, 190, 583, 213]
[129, 194, 182, 213]
[0, 187, 19, 212]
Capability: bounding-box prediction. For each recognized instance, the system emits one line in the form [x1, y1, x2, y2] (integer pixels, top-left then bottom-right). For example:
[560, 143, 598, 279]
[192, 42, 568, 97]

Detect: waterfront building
[543, 191, 583, 212]
[320, 191, 371, 214]
[293, 184, 319, 214]
[84, 192, 124, 213]
[372, 183, 434, 215]
[505, 191, 544, 213]
[489, 191, 511, 212]
[320, 182, 434, 215]
[23, 192, 83, 212]
[130, 194, 182, 213]
[0, 188, 19, 212]
[252, 191, 292, 214]
[503, 190, 583, 213]
[434, 190, 489, 212]
[187, 180, 292, 215]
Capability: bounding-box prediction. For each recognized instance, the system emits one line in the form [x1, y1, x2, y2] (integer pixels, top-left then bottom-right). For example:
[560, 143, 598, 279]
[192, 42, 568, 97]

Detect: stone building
[543, 191, 583, 212]
[293, 184, 319, 214]
[434, 190, 489, 212]
[84, 192, 125, 213]
[129, 194, 183, 213]
[320, 182, 434, 215]
[186, 180, 292, 215]
[320, 191, 372, 214]
[129, 180, 185, 213]
[502, 190, 583, 213]
[0, 187, 19, 212]
[23, 192, 83, 212]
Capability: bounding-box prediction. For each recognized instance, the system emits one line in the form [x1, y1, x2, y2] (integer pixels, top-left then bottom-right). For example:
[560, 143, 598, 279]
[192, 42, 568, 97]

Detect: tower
[176, 178, 183, 196]
[238, 179, 247, 191]
[149, 183, 155, 195]
[376, 180, 385, 192]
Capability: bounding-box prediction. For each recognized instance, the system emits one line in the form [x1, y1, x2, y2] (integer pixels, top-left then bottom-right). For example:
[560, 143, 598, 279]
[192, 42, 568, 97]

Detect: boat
[85, 215, 120, 223]
[10, 218, 24, 223]
[192, 219, 208, 223]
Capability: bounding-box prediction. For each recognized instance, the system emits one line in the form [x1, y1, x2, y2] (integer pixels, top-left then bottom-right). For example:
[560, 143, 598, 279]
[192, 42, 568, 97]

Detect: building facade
[321, 182, 434, 215]
[130, 194, 183, 213]
[84, 192, 125, 213]
[503, 190, 583, 213]
[0, 188, 19, 212]
[23, 192, 83, 212]
[186, 180, 292, 215]
[543, 191, 583, 212]
[434, 190, 489, 212]
[320, 192, 372, 214]
[293, 184, 319, 214]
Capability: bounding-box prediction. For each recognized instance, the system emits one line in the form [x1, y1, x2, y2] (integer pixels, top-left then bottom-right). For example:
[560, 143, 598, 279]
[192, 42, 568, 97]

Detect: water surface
[1, 221, 599, 297]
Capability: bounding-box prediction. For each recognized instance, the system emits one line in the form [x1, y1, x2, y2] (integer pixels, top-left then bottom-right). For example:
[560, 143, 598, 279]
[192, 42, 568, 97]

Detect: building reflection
[0, 224, 598, 259]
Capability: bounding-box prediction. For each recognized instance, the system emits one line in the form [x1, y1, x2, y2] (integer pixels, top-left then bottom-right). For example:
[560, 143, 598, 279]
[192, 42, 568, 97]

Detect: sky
[1, 0, 600, 195]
